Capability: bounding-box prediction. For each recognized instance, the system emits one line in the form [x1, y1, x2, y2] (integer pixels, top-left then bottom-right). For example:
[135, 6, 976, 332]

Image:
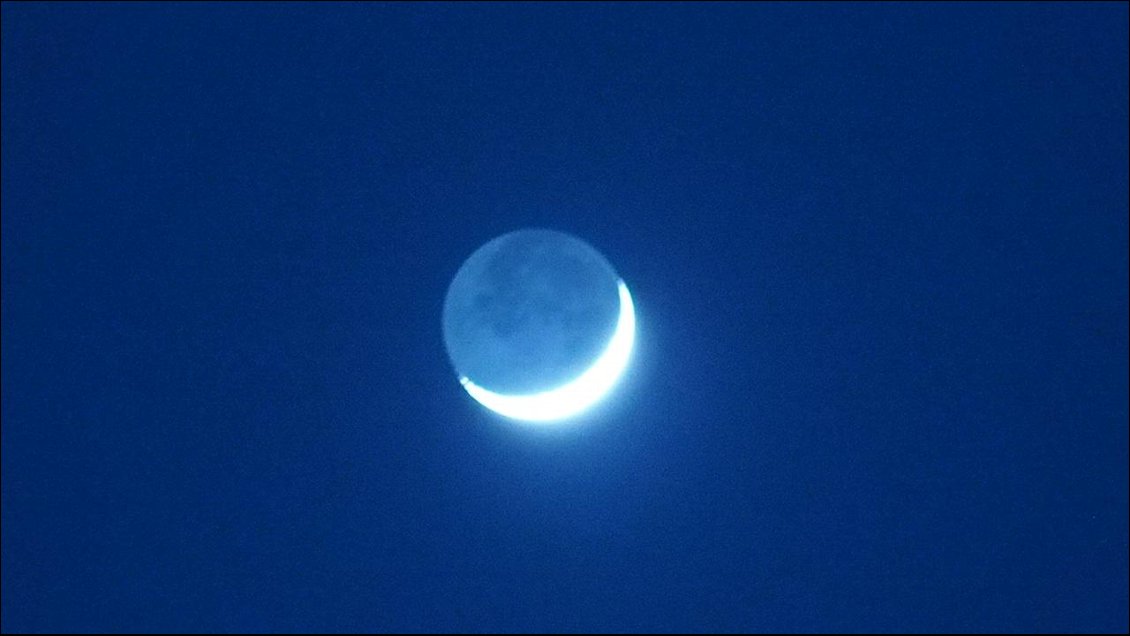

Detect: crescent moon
[458, 280, 636, 423]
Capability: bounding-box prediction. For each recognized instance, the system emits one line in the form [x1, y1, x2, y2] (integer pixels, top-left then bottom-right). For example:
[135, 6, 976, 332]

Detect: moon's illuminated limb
[459, 281, 636, 423]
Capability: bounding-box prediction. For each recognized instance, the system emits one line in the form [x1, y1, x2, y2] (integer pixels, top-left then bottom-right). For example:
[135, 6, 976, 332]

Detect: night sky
[2, 3, 1127, 633]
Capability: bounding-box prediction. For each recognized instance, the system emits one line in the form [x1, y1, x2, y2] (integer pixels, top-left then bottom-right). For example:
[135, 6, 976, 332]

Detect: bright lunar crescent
[442, 229, 635, 422]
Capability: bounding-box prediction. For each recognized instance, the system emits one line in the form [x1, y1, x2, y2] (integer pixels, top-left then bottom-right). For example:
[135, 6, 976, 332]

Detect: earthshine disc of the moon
[442, 229, 635, 423]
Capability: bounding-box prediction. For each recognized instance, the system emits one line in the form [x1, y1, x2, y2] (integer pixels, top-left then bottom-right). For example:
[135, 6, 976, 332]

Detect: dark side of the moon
[442, 229, 622, 396]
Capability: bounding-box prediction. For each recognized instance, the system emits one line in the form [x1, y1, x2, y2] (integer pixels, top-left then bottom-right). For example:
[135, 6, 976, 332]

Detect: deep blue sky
[2, 2, 1127, 633]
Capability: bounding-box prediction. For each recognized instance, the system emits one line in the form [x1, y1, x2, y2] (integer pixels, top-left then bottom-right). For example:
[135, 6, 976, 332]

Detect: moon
[442, 229, 635, 422]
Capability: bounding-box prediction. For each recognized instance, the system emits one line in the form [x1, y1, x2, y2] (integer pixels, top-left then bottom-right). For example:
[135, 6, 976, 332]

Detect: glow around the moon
[458, 281, 636, 423]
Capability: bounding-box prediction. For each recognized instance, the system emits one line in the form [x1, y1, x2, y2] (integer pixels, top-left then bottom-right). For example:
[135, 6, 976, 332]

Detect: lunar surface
[442, 229, 634, 422]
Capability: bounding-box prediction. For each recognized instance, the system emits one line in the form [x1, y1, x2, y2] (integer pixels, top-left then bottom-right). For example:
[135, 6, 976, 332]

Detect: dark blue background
[2, 3, 1127, 632]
